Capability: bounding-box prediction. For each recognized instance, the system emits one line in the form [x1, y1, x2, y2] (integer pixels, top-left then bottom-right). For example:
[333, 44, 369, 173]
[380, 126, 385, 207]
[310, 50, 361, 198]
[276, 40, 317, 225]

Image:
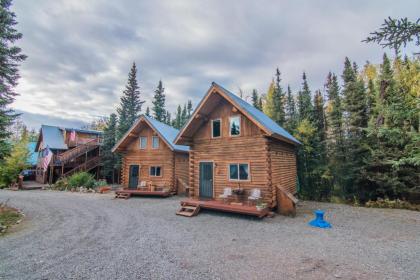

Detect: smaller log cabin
[35, 125, 103, 184]
[112, 115, 189, 194]
[175, 82, 300, 213]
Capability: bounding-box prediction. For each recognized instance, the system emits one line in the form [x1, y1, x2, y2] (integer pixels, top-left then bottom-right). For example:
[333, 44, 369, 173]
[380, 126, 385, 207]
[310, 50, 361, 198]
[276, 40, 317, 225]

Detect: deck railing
[57, 139, 100, 165]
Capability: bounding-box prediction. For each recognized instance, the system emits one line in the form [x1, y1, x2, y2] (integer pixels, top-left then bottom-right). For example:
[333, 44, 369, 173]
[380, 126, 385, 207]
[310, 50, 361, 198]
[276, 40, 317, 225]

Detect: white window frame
[139, 136, 147, 149]
[152, 136, 159, 149]
[228, 163, 250, 181]
[211, 119, 222, 138]
[229, 115, 241, 137]
[149, 166, 162, 177]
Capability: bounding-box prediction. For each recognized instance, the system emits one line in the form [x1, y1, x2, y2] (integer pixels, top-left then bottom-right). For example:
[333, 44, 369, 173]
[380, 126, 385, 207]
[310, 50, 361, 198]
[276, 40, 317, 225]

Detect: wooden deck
[180, 199, 270, 218]
[115, 189, 173, 197]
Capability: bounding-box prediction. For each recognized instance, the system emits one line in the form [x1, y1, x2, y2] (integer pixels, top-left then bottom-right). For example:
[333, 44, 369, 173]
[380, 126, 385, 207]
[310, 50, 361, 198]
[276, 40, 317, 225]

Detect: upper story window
[211, 119, 221, 138]
[229, 116, 241, 136]
[152, 136, 159, 149]
[139, 136, 147, 149]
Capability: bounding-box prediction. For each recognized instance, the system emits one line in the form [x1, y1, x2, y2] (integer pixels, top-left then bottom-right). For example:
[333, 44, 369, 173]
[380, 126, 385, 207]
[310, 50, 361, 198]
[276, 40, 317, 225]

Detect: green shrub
[67, 172, 95, 189]
[94, 179, 108, 188]
[52, 178, 69, 191]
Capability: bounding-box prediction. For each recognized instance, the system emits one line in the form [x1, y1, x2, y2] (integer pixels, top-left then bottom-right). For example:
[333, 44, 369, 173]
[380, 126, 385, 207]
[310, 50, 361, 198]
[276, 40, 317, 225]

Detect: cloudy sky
[12, 0, 419, 129]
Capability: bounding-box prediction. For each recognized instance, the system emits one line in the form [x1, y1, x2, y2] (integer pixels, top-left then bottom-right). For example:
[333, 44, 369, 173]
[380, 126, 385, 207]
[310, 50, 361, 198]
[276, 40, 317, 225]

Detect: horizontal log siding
[269, 139, 297, 194]
[175, 152, 189, 192]
[120, 126, 175, 191]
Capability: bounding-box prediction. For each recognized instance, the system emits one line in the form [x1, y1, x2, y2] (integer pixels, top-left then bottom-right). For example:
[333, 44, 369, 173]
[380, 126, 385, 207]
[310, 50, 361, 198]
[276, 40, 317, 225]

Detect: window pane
[152, 136, 159, 148]
[140, 137, 147, 149]
[156, 167, 161, 176]
[230, 116, 240, 136]
[212, 120, 221, 137]
[150, 166, 155, 176]
[239, 164, 249, 180]
[229, 164, 238, 180]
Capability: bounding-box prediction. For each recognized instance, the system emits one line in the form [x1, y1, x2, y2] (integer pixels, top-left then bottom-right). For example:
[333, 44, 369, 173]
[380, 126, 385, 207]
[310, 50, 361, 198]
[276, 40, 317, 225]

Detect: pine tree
[102, 113, 117, 183]
[274, 68, 286, 125]
[117, 62, 144, 139]
[284, 85, 297, 132]
[297, 72, 313, 121]
[341, 57, 369, 200]
[145, 107, 150, 117]
[0, 0, 26, 160]
[152, 80, 166, 122]
[251, 89, 260, 110]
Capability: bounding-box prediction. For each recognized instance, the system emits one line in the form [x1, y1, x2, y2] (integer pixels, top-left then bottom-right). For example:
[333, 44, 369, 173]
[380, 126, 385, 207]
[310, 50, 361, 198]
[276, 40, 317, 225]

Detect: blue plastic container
[309, 210, 332, 228]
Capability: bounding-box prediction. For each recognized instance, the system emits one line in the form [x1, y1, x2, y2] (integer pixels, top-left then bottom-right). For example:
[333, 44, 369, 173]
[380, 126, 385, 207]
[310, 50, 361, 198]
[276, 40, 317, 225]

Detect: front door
[199, 162, 213, 199]
[128, 165, 139, 189]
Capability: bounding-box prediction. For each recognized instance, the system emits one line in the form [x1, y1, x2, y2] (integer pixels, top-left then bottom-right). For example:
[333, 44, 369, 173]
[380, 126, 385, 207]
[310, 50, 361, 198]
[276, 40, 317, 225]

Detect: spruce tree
[145, 107, 150, 117]
[117, 62, 144, 139]
[102, 113, 117, 183]
[324, 72, 346, 195]
[152, 80, 166, 122]
[174, 105, 182, 129]
[274, 68, 286, 125]
[181, 104, 187, 126]
[284, 85, 297, 132]
[297, 72, 313, 121]
[165, 110, 171, 125]
[251, 89, 260, 110]
[341, 57, 369, 200]
[0, 0, 26, 160]
[187, 100, 193, 118]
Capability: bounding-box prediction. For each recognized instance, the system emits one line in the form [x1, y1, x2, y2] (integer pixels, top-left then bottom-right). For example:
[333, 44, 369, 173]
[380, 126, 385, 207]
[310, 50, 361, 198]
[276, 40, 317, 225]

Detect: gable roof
[35, 125, 103, 151]
[175, 82, 300, 146]
[112, 115, 189, 153]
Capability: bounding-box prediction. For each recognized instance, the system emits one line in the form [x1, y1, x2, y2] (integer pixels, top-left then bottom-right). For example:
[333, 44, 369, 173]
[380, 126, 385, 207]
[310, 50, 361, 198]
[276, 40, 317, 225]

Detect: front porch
[179, 198, 270, 218]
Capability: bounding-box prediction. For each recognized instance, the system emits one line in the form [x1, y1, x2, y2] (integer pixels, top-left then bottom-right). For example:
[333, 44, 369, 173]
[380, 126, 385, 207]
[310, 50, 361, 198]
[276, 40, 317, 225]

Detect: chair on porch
[248, 188, 261, 205]
[219, 187, 232, 204]
[137, 181, 147, 190]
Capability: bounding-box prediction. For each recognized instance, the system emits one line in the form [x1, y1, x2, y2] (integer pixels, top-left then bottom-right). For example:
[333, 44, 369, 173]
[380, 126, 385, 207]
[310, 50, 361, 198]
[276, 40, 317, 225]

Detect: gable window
[152, 136, 159, 149]
[229, 163, 249, 181]
[211, 119, 221, 138]
[229, 116, 241, 136]
[139, 136, 147, 149]
[150, 166, 161, 176]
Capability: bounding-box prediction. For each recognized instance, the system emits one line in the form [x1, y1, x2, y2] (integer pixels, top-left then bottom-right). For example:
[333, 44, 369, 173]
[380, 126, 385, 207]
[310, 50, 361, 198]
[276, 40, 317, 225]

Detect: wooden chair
[219, 187, 232, 204]
[248, 188, 261, 205]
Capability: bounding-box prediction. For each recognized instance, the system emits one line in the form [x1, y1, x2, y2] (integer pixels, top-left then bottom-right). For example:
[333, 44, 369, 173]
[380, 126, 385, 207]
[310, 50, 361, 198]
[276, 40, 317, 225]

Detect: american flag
[42, 147, 53, 171]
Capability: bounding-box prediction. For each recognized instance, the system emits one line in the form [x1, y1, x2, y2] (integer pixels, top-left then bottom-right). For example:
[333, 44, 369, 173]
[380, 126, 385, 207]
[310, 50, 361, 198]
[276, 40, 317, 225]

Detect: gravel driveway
[0, 190, 419, 280]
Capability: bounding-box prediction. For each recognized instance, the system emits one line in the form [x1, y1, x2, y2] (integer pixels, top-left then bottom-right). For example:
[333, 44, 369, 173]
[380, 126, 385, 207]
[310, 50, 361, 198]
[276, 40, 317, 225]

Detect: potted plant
[256, 201, 267, 211]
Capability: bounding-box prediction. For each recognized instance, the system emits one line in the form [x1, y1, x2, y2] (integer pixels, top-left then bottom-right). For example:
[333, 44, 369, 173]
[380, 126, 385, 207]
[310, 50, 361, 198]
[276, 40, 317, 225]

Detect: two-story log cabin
[112, 115, 189, 196]
[175, 82, 300, 217]
[35, 125, 103, 184]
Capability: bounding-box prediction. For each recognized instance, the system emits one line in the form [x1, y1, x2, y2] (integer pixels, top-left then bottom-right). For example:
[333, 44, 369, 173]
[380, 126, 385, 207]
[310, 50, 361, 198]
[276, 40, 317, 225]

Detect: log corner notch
[276, 185, 298, 217]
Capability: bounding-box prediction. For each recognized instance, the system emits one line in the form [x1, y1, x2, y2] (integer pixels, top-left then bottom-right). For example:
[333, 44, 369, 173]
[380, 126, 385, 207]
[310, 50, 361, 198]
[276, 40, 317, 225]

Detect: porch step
[176, 205, 200, 217]
[115, 192, 131, 199]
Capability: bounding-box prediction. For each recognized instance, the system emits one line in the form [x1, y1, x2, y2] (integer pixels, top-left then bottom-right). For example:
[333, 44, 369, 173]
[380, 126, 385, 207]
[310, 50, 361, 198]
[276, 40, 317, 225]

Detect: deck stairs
[115, 192, 131, 199]
[62, 156, 101, 177]
[176, 204, 201, 217]
[57, 139, 100, 165]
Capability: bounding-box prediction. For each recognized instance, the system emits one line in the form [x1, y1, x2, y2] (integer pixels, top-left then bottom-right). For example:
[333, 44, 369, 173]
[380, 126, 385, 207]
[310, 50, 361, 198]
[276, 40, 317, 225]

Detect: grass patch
[0, 200, 23, 235]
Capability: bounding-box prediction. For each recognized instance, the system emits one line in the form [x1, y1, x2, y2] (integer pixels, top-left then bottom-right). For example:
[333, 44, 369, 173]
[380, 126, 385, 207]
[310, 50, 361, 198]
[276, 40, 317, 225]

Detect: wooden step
[115, 192, 131, 199]
[176, 205, 200, 217]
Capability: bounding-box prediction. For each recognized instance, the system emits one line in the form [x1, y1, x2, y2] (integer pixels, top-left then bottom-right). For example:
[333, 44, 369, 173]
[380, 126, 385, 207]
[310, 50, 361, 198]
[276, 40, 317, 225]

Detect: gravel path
[0, 190, 419, 280]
